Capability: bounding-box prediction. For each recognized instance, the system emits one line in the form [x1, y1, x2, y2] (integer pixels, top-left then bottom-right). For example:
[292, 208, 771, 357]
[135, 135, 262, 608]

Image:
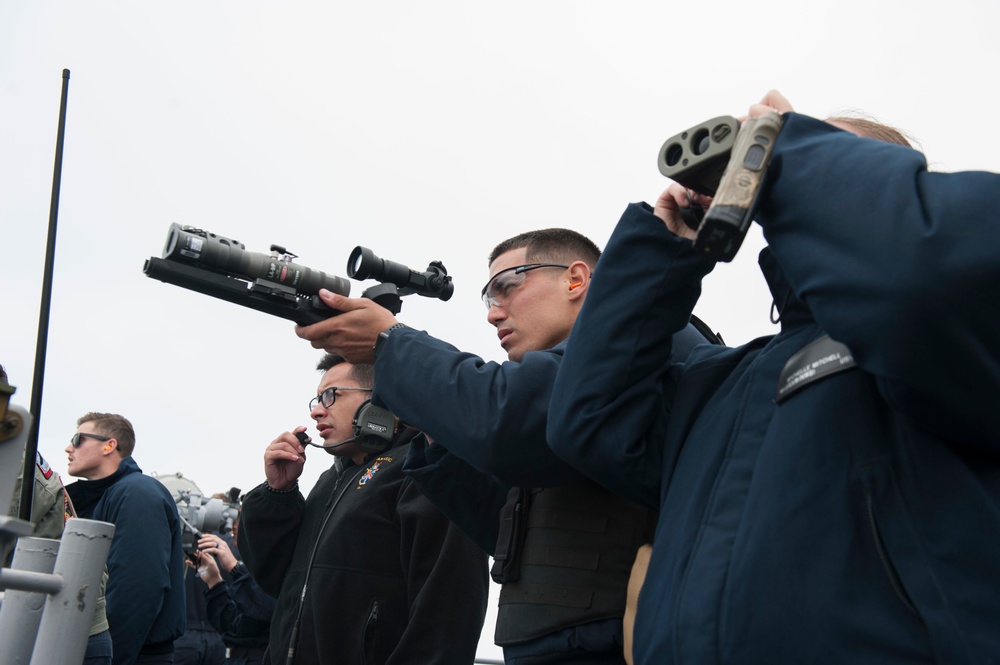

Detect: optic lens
[691, 129, 710, 156]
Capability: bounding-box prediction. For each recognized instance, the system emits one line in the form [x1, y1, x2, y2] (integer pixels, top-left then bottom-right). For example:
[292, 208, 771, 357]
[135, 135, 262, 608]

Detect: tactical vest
[491, 481, 657, 645]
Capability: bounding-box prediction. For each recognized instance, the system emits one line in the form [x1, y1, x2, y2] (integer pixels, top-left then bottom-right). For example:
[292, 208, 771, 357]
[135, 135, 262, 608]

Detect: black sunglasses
[70, 432, 112, 448]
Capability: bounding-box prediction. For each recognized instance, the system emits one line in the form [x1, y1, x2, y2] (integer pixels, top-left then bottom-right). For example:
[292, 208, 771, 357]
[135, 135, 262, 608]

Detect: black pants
[174, 628, 226, 665]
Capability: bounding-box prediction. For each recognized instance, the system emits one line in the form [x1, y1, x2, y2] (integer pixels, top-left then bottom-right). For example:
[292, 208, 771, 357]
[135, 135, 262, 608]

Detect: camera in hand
[657, 113, 783, 262]
[144, 224, 453, 325]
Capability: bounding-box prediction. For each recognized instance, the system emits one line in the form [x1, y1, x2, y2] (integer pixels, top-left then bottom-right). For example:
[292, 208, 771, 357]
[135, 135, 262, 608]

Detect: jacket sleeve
[100, 483, 179, 665]
[758, 113, 1000, 448]
[403, 436, 509, 554]
[237, 482, 306, 597]
[8, 455, 66, 540]
[547, 203, 717, 508]
[204, 564, 274, 637]
[227, 562, 277, 622]
[387, 479, 489, 665]
[374, 332, 585, 487]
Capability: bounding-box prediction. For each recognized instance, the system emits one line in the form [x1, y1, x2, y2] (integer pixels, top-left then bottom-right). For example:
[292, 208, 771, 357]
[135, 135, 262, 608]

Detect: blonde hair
[825, 113, 918, 150]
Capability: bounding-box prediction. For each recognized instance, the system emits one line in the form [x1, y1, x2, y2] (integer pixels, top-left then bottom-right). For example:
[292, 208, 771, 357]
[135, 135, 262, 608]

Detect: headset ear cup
[352, 400, 397, 454]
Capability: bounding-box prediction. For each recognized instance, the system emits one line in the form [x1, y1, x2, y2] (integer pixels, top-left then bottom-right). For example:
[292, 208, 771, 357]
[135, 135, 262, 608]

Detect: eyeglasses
[70, 432, 112, 448]
[309, 386, 372, 411]
[480, 264, 569, 309]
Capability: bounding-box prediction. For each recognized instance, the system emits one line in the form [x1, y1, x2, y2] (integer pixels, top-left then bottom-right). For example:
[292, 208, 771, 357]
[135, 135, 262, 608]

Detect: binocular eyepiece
[348, 246, 453, 302]
[657, 116, 740, 196]
[657, 113, 783, 262]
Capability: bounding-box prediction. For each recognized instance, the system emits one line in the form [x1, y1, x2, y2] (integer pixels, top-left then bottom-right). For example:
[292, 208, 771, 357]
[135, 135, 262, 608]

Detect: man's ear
[103, 439, 118, 454]
[566, 261, 591, 301]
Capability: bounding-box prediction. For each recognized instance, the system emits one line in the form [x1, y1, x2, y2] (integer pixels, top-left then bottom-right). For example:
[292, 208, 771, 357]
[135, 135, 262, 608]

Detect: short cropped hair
[316, 353, 374, 389]
[489, 228, 601, 270]
[77, 412, 136, 457]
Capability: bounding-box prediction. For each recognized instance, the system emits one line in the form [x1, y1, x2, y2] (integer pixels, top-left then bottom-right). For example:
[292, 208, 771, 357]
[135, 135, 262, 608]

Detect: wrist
[374, 323, 409, 357]
[264, 480, 298, 494]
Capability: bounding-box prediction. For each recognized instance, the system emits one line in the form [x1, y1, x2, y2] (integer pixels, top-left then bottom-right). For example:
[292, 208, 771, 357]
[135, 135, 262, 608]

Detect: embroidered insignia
[357, 455, 393, 488]
[36, 451, 54, 479]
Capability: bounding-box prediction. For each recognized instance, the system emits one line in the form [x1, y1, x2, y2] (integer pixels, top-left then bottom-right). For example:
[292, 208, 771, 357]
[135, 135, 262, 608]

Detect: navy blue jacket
[378, 331, 593, 554]
[547, 113, 1000, 664]
[67, 456, 187, 665]
[378, 326, 711, 552]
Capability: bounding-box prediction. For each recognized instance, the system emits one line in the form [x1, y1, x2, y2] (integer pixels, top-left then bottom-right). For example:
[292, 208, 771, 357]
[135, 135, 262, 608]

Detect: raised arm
[374, 330, 586, 487]
[547, 201, 717, 507]
[758, 112, 1000, 447]
[238, 481, 306, 597]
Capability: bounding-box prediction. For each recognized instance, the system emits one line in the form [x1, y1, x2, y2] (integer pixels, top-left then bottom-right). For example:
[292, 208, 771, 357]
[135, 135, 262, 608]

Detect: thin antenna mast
[18, 69, 71, 522]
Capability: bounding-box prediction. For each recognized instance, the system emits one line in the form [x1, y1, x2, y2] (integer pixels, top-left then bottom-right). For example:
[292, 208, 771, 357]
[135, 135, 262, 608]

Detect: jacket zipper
[362, 599, 380, 665]
[865, 491, 917, 615]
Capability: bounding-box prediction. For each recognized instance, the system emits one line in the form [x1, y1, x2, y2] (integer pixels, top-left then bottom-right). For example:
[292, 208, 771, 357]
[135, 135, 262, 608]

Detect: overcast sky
[4, 1, 999, 658]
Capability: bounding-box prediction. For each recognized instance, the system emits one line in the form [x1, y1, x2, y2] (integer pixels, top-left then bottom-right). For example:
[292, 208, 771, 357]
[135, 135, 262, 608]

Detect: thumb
[318, 289, 367, 311]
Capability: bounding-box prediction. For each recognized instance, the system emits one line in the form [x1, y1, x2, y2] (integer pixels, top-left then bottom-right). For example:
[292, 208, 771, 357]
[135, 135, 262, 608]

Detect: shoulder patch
[776, 334, 857, 403]
[36, 451, 54, 479]
[357, 455, 394, 488]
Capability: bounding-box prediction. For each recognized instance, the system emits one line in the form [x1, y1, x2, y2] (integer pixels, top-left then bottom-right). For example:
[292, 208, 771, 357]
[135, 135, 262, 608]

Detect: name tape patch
[776, 335, 857, 403]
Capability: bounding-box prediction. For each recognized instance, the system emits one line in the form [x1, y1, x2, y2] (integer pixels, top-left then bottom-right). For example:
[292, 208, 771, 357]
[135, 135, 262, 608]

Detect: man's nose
[487, 302, 507, 326]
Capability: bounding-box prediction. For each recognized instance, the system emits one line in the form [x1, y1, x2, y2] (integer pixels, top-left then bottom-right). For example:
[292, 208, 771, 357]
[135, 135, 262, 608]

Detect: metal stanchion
[0, 537, 60, 663]
[30, 518, 114, 665]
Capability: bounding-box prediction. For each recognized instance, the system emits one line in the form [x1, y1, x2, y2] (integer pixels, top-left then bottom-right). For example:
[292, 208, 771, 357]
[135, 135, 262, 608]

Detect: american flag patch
[36, 451, 53, 479]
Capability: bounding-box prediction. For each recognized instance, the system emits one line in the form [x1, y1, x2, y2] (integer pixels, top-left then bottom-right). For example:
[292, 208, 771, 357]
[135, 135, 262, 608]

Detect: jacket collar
[65, 456, 142, 515]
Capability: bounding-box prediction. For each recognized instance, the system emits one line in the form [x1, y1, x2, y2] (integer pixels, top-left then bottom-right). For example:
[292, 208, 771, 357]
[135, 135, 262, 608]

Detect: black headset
[297, 399, 398, 456]
[350, 400, 398, 454]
